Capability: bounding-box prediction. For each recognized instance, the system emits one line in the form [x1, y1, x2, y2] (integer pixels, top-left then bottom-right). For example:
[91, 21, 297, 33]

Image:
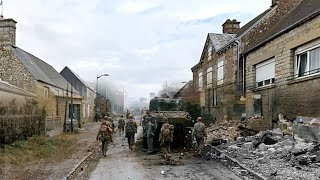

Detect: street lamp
[95, 74, 109, 122]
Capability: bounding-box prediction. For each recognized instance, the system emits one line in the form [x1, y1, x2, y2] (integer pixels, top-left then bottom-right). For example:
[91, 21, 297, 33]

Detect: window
[255, 59, 275, 87]
[208, 46, 212, 61]
[295, 46, 320, 78]
[198, 72, 203, 90]
[206, 67, 212, 88]
[213, 89, 217, 106]
[44, 86, 49, 98]
[217, 61, 224, 85]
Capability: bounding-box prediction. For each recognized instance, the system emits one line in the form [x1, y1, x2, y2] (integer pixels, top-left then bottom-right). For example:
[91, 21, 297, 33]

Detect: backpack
[162, 128, 172, 142]
[99, 125, 111, 141]
[126, 121, 135, 133]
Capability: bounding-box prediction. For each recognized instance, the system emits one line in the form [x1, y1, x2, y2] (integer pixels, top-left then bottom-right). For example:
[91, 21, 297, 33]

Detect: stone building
[0, 18, 83, 121]
[244, 0, 320, 129]
[191, 0, 306, 125]
[60, 66, 95, 123]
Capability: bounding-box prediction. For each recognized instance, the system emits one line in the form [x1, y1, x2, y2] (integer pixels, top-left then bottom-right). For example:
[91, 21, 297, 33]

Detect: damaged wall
[246, 14, 320, 127]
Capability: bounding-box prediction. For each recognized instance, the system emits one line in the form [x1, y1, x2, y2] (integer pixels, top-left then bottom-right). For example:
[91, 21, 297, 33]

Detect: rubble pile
[206, 120, 241, 144]
[218, 128, 320, 179]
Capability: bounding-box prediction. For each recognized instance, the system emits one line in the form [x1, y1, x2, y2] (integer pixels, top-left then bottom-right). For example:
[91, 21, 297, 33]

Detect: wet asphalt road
[89, 122, 241, 180]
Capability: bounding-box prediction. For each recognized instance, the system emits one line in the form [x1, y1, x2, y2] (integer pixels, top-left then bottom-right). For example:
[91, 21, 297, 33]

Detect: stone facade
[0, 46, 37, 93]
[245, 14, 320, 127]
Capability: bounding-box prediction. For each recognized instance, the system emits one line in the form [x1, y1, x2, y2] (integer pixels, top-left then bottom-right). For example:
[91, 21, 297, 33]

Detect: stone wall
[0, 46, 37, 93]
[246, 15, 320, 127]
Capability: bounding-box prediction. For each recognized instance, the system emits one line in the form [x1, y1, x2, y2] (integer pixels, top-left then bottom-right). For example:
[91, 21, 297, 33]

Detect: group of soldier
[96, 111, 207, 160]
[96, 112, 138, 156]
[143, 111, 207, 160]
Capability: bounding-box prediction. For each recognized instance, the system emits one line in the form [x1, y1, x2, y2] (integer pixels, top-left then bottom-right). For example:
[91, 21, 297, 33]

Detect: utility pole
[71, 82, 74, 132]
[63, 83, 69, 132]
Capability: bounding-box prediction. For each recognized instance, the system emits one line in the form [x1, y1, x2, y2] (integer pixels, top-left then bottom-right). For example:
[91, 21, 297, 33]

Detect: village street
[71, 119, 242, 180]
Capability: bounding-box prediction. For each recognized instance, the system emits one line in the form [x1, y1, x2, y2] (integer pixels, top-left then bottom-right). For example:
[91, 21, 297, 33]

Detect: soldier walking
[118, 115, 126, 135]
[96, 120, 113, 157]
[159, 118, 174, 160]
[125, 114, 137, 150]
[192, 117, 207, 157]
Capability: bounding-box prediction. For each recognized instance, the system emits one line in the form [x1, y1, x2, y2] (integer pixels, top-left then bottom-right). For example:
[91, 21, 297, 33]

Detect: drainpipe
[242, 55, 246, 96]
[235, 39, 240, 92]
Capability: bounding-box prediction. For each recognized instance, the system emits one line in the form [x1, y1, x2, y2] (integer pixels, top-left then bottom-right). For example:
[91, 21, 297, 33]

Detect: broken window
[206, 67, 212, 88]
[198, 72, 203, 91]
[255, 58, 275, 88]
[253, 94, 262, 117]
[295, 46, 320, 78]
[217, 61, 224, 85]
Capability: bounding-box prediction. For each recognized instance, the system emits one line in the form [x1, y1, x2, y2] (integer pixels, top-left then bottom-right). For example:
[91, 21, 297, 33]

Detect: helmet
[197, 117, 203, 122]
[102, 121, 107, 125]
[128, 114, 133, 119]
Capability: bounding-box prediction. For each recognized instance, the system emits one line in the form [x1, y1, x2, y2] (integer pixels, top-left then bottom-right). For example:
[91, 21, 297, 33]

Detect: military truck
[142, 97, 194, 149]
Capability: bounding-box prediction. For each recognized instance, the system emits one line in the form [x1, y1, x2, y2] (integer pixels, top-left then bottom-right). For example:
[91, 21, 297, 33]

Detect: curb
[208, 145, 268, 180]
[62, 143, 101, 180]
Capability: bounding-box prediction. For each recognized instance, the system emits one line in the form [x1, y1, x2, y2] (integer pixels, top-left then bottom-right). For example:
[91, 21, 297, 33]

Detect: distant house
[244, 0, 320, 128]
[60, 66, 95, 123]
[0, 18, 82, 121]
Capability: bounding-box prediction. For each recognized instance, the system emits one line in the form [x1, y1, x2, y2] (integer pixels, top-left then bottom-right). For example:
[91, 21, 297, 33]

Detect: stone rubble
[206, 120, 320, 180]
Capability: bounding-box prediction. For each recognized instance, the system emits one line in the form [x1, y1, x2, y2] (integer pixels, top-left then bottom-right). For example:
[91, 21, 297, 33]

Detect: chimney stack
[0, 18, 17, 46]
[222, 19, 240, 34]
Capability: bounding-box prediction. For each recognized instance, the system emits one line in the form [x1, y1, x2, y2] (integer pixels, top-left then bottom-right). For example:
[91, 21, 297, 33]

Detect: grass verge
[0, 134, 79, 166]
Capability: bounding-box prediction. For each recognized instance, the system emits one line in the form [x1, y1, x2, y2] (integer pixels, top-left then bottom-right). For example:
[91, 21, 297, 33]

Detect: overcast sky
[5, 0, 271, 102]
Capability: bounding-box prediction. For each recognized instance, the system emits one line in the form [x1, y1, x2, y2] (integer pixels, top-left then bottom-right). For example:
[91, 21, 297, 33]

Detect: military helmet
[197, 117, 203, 122]
[128, 114, 133, 119]
[101, 121, 107, 125]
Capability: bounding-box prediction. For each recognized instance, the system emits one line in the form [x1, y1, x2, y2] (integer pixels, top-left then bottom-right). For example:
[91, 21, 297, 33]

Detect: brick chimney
[222, 19, 240, 34]
[0, 18, 17, 46]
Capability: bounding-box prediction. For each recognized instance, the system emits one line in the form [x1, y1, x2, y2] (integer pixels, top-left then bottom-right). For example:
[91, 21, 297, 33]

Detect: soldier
[192, 117, 207, 157]
[125, 114, 138, 150]
[96, 120, 113, 157]
[159, 118, 174, 161]
[118, 115, 126, 135]
[126, 110, 130, 119]
[145, 117, 156, 154]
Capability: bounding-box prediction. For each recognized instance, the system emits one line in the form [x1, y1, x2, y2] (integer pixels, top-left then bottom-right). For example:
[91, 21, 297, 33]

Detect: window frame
[255, 59, 275, 88]
[198, 72, 203, 91]
[206, 67, 213, 88]
[44, 86, 49, 98]
[208, 46, 212, 61]
[217, 60, 224, 85]
[294, 44, 320, 78]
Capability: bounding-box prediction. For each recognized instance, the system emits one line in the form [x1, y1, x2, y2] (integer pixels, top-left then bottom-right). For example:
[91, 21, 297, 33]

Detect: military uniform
[146, 120, 156, 153]
[125, 115, 138, 150]
[96, 121, 113, 156]
[118, 117, 126, 135]
[159, 119, 174, 160]
[192, 117, 207, 156]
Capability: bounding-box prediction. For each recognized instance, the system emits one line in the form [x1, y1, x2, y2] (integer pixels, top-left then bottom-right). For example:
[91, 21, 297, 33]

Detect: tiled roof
[236, 8, 273, 38]
[13, 46, 70, 90]
[208, 33, 236, 52]
[246, 0, 320, 53]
